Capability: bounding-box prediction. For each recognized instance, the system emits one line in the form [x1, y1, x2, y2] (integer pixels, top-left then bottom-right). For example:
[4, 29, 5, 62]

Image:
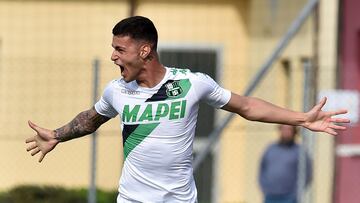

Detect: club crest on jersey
[165, 81, 183, 97]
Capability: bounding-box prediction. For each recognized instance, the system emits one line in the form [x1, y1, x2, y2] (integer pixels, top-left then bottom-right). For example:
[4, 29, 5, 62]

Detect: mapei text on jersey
[122, 100, 187, 122]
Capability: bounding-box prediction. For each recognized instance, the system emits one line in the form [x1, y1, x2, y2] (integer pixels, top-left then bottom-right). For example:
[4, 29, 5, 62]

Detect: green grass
[0, 185, 117, 203]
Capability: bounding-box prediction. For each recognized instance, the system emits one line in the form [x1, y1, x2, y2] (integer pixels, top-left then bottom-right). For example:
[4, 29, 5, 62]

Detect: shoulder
[101, 78, 127, 98]
[292, 144, 301, 152]
[165, 67, 225, 98]
[104, 77, 130, 90]
[265, 143, 280, 152]
[166, 67, 212, 81]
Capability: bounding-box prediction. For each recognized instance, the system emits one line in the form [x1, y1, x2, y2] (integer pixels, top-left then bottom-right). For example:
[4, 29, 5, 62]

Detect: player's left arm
[221, 92, 350, 135]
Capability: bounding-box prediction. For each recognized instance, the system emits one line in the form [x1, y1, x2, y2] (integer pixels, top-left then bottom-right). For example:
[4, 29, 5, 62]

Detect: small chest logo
[165, 81, 183, 97]
[121, 89, 140, 95]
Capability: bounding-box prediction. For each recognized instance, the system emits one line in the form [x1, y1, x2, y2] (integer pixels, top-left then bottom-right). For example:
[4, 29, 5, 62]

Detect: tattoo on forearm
[54, 107, 110, 142]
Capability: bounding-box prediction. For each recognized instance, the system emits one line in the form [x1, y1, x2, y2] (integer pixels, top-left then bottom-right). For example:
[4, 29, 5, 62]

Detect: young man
[259, 125, 312, 203]
[26, 16, 349, 202]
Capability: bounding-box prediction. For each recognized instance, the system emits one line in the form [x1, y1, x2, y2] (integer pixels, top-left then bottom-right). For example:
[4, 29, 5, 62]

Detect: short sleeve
[193, 73, 231, 108]
[94, 81, 118, 118]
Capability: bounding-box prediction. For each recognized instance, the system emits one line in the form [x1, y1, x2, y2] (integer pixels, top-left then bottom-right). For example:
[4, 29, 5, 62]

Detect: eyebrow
[112, 44, 126, 50]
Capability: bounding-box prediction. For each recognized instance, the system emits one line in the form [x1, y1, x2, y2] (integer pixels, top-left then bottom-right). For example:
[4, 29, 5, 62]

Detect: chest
[113, 82, 198, 124]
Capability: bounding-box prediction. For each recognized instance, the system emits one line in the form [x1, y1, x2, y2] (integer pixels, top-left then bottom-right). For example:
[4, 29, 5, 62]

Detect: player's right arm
[25, 107, 110, 162]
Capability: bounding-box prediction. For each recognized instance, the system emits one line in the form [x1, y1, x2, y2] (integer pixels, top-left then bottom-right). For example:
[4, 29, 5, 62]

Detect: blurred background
[0, 0, 359, 203]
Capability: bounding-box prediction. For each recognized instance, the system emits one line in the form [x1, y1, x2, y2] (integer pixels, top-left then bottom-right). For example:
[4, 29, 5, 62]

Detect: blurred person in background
[258, 125, 312, 203]
[26, 16, 347, 203]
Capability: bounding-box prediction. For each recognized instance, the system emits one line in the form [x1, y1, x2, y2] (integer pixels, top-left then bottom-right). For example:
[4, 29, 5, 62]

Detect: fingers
[317, 97, 327, 111]
[324, 117, 349, 135]
[28, 120, 40, 133]
[26, 143, 38, 152]
[25, 136, 35, 143]
[39, 153, 45, 163]
[329, 124, 347, 130]
[26, 121, 49, 163]
[329, 117, 351, 123]
[26, 147, 46, 163]
[31, 148, 41, 156]
[331, 109, 348, 116]
[324, 122, 347, 136]
[325, 128, 338, 136]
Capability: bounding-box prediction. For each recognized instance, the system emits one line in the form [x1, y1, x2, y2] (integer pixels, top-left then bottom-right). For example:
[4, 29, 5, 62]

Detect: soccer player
[25, 16, 349, 202]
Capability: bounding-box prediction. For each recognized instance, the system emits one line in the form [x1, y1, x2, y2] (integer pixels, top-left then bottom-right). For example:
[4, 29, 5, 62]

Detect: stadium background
[0, 0, 358, 203]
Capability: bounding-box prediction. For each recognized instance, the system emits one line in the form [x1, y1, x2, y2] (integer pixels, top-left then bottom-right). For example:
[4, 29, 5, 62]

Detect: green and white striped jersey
[95, 67, 231, 202]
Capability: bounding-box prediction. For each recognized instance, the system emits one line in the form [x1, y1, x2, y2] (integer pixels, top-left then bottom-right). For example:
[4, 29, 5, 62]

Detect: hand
[25, 120, 59, 162]
[303, 97, 350, 135]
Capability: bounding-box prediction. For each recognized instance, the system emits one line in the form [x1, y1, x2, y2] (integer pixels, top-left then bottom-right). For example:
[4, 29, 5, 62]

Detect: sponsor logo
[121, 89, 140, 95]
[122, 100, 187, 123]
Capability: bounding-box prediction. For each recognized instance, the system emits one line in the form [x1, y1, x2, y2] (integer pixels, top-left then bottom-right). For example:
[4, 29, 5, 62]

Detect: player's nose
[111, 50, 118, 61]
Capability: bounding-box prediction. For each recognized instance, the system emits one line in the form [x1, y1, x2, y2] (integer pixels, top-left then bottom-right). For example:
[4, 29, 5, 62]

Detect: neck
[136, 57, 166, 88]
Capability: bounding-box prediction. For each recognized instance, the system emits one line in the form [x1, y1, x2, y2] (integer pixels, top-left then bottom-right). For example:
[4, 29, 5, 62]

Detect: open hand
[303, 97, 350, 135]
[25, 120, 59, 162]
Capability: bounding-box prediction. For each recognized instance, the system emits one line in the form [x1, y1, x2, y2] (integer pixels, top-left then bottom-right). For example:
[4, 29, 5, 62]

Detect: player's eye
[117, 48, 125, 53]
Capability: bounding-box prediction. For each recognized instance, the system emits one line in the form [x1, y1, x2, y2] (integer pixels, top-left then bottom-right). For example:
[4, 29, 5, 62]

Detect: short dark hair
[112, 16, 158, 50]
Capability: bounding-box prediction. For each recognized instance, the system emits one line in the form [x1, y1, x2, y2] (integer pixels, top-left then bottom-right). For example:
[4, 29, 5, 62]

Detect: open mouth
[119, 65, 125, 73]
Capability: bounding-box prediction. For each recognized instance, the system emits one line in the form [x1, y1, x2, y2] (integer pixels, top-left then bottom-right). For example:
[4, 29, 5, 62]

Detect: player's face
[111, 35, 144, 82]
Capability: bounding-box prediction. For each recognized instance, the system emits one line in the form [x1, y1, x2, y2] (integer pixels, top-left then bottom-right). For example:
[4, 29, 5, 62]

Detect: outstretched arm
[26, 107, 110, 162]
[53, 107, 110, 141]
[222, 93, 350, 135]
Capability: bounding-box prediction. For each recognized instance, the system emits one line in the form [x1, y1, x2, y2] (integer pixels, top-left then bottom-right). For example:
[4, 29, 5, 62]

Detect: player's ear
[140, 44, 151, 59]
